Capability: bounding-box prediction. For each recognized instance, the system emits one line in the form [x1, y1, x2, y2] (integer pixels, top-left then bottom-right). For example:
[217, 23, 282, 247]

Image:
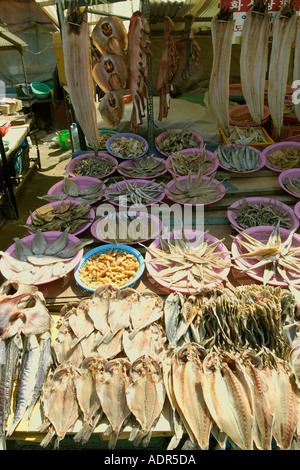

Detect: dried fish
[217, 144, 260, 172]
[106, 179, 163, 205]
[119, 155, 166, 177]
[92, 54, 126, 93]
[109, 136, 147, 159]
[99, 90, 125, 128]
[92, 16, 127, 56]
[233, 198, 292, 230]
[72, 156, 116, 178]
[228, 126, 268, 145]
[156, 129, 200, 154]
[283, 174, 300, 196]
[267, 146, 300, 170]
[168, 148, 216, 176]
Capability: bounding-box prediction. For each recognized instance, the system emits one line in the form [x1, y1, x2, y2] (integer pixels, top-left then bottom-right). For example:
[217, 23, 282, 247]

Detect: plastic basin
[30, 82, 51, 99]
[56, 130, 71, 150]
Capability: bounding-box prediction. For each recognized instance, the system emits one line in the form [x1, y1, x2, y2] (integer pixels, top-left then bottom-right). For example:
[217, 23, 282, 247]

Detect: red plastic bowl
[229, 104, 270, 127]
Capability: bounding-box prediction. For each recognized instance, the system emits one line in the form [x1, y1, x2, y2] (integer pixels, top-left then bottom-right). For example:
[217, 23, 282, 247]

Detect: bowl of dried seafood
[155, 129, 204, 157]
[65, 152, 118, 178]
[229, 104, 270, 127]
[106, 133, 149, 160]
[86, 129, 119, 150]
[74, 244, 145, 292]
[231, 224, 300, 287]
[262, 142, 300, 172]
[165, 172, 226, 206]
[105, 179, 165, 207]
[117, 155, 168, 179]
[166, 148, 219, 177]
[46, 176, 106, 205]
[90, 212, 163, 244]
[227, 197, 299, 231]
[0, 230, 92, 285]
[216, 144, 265, 173]
[25, 200, 95, 236]
[279, 169, 300, 198]
[144, 229, 231, 293]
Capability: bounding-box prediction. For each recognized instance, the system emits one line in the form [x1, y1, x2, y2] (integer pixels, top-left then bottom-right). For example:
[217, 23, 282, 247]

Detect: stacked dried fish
[71, 156, 117, 178]
[209, 6, 234, 136]
[0, 229, 93, 284]
[217, 145, 260, 172]
[108, 136, 147, 159]
[39, 176, 106, 204]
[128, 11, 151, 133]
[168, 148, 217, 176]
[283, 174, 300, 196]
[268, 2, 297, 138]
[267, 147, 300, 170]
[165, 171, 225, 204]
[156, 129, 200, 155]
[233, 199, 292, 230]
[106, 179, 163, 205]
[62, 2, 99, 153]
[24, 201, 92, 234]
[228, 126, 268, 145]
[92, 16, 127, 127]
[119, 155, 166, 178]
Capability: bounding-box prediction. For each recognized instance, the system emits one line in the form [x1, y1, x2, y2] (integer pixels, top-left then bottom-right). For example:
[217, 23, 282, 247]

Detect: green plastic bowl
[30, 82, 51, 99]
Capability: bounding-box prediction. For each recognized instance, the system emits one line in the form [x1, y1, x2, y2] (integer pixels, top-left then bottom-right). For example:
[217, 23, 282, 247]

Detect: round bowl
[65, 152, 118, 178]
[145, 229, 231, 294]
[279, 168, 300, 198]
[166, 148, 219, 177]
[215, 144, 265, 173]
[106, 133, 149, 160]
[262, 142, 300, 172]
[283, 99, 299, 124]
[117, 156, 168, 179]
[26, 200, 95, 236]
[47, 176, 106, 204]
[105, 179, 165, 207]
[155, 129, 204, 157]
[30, 82, 51, 99]
[0, 231, 84, 286]
[86, 130, 119, 150]
[74, 244, 145, 292]
[165, 174, 226, 206]
[90, 212, 163, 244]
[294, 201, 300, 220]
[229, 104, 270, 127]
[231, 225, 300, 287]
[227, 197, 299, 231]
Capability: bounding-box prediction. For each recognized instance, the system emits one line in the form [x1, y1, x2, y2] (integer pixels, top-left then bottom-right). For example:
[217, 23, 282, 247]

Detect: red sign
[222, 0, 300, 12]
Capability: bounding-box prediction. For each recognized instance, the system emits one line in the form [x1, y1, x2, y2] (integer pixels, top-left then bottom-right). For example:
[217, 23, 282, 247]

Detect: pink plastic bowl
[227, 197, 299, 231]
[262, 142, 300, 172]
[215, 144, 265, 173]
[166, 148, 219, 177]
[0, 231, 84, 286]
[279, 168, 300, 198]
[155, 129, 204, 157]
[117, 156, 168, 179]
[231, 225, 300, 287]
[65, 152, 118, 178]
[105, 179, 165, 207]
[26, 200, 95, 236]
[229, 104, 270, 127]
[145, 229, 231, 293]
[47, 176, 106, 204]
[165, 174, 226, 206]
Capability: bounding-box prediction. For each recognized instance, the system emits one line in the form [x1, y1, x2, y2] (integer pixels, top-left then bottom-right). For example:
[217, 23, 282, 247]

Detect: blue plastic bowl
[74, 244, 145, 292]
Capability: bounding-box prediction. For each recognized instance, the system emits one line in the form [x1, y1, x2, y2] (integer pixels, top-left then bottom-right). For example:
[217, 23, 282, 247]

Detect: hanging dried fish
[92, 16, 127, 56]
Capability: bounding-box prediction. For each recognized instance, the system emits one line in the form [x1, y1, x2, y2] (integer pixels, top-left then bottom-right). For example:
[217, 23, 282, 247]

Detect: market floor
[0, 131, 72, 254]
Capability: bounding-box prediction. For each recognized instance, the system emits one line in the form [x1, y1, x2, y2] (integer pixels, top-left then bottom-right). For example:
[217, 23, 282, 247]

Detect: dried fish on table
[283, 174, 300, 196]
[217, 145, 260, 172]
[106, 179, 163, 205]
[209, 6, 235, 137]
[62, 2, 99, 153]
[128, 11, 151, 133]
[108, 136, 147, 159]
[165, 171, 225, 204]
[123, 322, 167, 363]
[118, 155, 166, 177]
[39, 176, 106, 204]
[155, 16, 177, 121]
[156, 129, 200, 154]
[240, 0, 269, 125]
[233, 198, 292, 230]
[228, 126, 268, 145]
[267, 147, 300, 170]
[168, 148, 216, 176]
[268, 2, 297, 138]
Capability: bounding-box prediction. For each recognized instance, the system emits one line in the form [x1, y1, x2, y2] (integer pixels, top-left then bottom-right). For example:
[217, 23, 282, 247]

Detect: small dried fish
[72, 156, 116, 178]
[119, 155, 166, 177]
[109, 136, 147, 158]
[169, 148, 216, 176]
[233, 198, 292, 230]
[228, 126, 268, 145]
[106, 179, 163, 205]
[218, 144, 259, 172]
[156, 129, 200, 154]
[165, 171, 225, 204]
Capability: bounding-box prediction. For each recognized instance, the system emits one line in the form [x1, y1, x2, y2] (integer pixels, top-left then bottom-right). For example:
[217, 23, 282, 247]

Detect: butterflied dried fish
[126, 355, 166, 447]
[97, 358, 131, 449]
[92, 16, 127, 56]
[123, 322, 167, 363]
[129, 292, 164, 339]
[171, 343, 213, 450]
[99, 90, 125, 128]
[209, 7, 235, 136]
[93, 54, 126, 93]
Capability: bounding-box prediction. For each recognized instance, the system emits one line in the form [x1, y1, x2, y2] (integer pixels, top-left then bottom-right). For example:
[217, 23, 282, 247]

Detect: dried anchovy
[73, 157, 116, 177]
[169, 147, 217, 176]
[156, 129, 200, 154]
[119, 155, 166, 177]
[106, 179, 163, 205]
[233, 199, 292, 230]
[109, 137, 147, 158]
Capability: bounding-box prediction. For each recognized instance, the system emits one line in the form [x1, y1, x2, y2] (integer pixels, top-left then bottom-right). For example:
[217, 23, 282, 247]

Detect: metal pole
[0, 133, 18, 219]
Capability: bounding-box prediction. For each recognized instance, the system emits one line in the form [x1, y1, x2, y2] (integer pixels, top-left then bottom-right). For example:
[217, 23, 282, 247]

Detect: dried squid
[240, 0, 269, 125]
[268, 2, 297, 138]
[128, 11, 151, 133]
[62, 2, 99, 153]
[209, 7, 235, 136]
